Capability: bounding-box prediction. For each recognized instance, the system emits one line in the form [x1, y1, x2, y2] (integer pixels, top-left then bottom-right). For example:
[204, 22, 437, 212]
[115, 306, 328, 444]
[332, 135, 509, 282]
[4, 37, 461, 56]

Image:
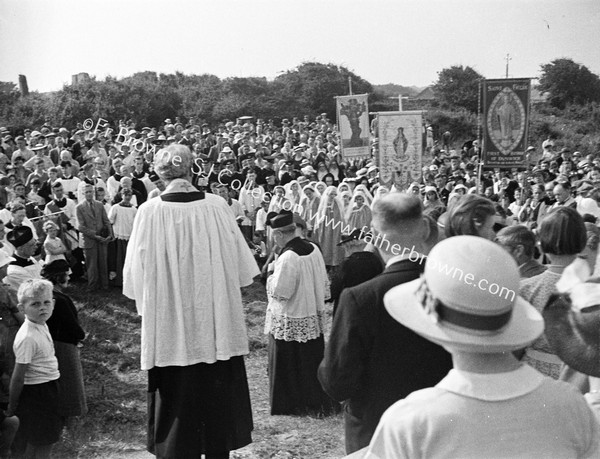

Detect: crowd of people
[0, 114, 599, 457]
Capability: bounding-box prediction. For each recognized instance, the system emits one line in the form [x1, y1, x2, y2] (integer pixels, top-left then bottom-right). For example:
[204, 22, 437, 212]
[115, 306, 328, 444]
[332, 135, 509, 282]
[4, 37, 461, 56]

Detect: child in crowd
[0, 249, 20, 458]
[107, 189, 137, 286]
[7, 279, 62, 458]
[251, 232, 268, 268]
[42, 220, 67, 265]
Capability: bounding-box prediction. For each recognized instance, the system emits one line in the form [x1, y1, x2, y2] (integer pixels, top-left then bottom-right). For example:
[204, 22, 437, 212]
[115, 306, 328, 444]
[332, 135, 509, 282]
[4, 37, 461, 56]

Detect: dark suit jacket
[76, 199, 112, 249]
[330, 251, 383, 317]
[318, 259, 453, 453]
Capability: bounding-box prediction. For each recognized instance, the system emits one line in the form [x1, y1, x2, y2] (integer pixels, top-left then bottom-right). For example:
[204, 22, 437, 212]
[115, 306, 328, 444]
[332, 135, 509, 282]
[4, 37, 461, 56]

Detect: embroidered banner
[377, 111, 423, 190]
[482, 78, 531, 168]
[336, 94, 370, 160]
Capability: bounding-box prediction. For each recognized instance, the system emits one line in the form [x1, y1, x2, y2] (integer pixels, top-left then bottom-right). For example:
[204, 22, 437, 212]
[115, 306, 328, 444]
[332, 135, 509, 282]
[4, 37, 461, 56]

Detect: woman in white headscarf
[313, 186, 345, 268]
[315, 181, 327, 197]
[340, 190, 352, 217]
[337, 182, 351, 195]
[284, 180, 304, 211]
[268, 185, 290, 213]
[346, 190, 372, 231]
[353, 184, 374, 207]
[299, 184, 321, 238]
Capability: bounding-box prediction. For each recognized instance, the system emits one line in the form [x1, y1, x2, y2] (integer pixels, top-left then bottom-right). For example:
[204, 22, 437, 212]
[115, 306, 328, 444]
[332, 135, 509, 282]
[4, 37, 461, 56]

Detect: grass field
[52, 280, 345, 459]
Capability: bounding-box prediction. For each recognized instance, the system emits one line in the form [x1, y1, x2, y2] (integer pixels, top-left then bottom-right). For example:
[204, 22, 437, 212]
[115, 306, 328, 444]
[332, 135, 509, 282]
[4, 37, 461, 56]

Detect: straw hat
[544, 258, 600, 377]
[384, 235, 543, 353]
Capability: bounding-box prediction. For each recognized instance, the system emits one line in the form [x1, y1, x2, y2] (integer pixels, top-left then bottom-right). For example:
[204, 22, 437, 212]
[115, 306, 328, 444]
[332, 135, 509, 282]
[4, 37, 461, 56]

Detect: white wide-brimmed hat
[384, 235, 543, 353]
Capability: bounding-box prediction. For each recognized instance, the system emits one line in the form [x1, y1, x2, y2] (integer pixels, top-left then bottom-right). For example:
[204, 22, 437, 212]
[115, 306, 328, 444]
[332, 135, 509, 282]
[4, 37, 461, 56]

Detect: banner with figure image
[377, 111, 423, 191]
[336, 94, 370, 160]
[483, 78, 531, 168]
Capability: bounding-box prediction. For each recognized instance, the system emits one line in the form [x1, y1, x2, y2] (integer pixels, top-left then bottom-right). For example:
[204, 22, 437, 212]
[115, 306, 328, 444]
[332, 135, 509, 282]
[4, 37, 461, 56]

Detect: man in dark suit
[76, 183, 113, 289]
[318, 193, 453, 454]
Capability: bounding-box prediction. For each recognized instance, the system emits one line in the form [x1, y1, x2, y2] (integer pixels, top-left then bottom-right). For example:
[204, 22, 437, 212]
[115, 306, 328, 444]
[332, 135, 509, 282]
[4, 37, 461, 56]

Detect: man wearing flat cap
[265, 210, 335, 416]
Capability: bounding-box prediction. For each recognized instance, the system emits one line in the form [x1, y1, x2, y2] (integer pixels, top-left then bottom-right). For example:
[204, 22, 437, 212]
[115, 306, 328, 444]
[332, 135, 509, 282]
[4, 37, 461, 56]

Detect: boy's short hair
[17, 279, 53, 306]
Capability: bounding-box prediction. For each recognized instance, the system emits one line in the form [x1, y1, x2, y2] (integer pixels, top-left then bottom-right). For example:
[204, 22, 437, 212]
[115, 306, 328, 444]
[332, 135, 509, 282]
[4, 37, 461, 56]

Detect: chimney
[18, 75, 29, 96]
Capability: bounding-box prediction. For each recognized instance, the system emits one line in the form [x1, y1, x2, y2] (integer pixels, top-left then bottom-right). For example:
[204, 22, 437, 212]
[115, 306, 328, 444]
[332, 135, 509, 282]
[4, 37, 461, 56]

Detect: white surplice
[123, 179, 260, 370]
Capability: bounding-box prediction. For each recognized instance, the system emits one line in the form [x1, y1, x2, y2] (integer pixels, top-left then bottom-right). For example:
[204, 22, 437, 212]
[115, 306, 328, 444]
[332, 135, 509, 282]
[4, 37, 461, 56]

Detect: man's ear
[514, 244, 526, 259]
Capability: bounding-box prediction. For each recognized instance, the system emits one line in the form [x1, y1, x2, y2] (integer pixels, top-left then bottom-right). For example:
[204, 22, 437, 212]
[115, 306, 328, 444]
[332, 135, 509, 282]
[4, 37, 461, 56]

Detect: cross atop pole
[388, 94, 410, 111]
[505, 53, 512, 78]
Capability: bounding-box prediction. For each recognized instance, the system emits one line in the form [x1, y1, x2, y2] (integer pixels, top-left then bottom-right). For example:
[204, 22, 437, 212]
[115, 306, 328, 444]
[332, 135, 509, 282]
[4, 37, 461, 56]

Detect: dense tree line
[0, 59, 598, 153]
[0, 63, 374, 131]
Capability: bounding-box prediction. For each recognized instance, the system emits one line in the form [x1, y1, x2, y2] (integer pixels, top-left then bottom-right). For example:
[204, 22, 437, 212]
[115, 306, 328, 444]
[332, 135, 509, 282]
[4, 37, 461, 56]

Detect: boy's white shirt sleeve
[14, 335, 34, 364]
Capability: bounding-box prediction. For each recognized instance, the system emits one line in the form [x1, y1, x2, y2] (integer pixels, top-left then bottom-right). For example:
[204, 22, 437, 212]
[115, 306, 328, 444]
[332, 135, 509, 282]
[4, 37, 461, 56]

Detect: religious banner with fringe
[336, 94, 370, 161]
[377, 111, 423, 191]
[482, 78, 531, 168]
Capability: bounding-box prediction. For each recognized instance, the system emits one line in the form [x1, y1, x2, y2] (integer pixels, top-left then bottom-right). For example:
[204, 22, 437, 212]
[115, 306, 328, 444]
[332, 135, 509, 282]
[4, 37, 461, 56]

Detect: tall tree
[538, 58, 600, 109]
[275, 62, 373, 119]
[433, 65, 483, 113]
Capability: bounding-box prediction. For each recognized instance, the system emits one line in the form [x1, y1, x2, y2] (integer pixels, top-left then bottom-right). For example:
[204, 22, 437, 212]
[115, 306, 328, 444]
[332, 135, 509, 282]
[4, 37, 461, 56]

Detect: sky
[0, 0, 599, 93]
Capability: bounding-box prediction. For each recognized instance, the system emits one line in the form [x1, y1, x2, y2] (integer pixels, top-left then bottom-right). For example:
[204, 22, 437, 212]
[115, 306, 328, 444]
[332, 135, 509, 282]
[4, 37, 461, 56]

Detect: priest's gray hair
[154, 144, 193, 181]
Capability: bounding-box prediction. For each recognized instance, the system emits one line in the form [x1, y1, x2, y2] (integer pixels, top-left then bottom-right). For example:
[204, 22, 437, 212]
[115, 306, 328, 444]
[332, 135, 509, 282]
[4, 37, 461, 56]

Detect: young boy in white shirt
[7, 279, 62, 458]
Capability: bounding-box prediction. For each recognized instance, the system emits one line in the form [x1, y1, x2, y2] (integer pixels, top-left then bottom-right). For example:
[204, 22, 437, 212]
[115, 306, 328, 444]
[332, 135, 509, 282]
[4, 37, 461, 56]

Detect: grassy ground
[51, 280, 345, 458]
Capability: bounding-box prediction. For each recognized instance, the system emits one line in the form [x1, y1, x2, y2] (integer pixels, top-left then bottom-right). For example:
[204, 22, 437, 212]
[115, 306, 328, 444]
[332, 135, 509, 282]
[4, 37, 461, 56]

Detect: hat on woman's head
[384, 235, 543, 353]
[544, 258, 600, 377]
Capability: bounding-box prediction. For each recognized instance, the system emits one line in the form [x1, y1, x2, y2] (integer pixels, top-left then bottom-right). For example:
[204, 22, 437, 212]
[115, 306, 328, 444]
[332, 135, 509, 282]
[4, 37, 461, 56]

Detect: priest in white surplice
[123, 144, 259, 459]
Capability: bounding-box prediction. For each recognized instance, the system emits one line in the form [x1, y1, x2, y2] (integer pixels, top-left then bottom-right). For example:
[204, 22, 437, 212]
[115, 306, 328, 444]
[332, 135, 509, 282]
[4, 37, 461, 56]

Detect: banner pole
[477, 79, 483, 192]
[348, 77, 353, 95]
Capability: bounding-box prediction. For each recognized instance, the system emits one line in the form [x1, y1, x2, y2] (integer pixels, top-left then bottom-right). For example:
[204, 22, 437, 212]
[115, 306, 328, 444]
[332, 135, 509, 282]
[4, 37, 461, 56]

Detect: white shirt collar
[436, 364, 545, 401]
[385, 254, 412, 268]
[385, 253, 425, 268]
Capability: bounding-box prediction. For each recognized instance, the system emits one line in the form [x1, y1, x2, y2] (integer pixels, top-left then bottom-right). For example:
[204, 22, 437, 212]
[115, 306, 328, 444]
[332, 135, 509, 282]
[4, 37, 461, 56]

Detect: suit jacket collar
[382, 258, 424, 275]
